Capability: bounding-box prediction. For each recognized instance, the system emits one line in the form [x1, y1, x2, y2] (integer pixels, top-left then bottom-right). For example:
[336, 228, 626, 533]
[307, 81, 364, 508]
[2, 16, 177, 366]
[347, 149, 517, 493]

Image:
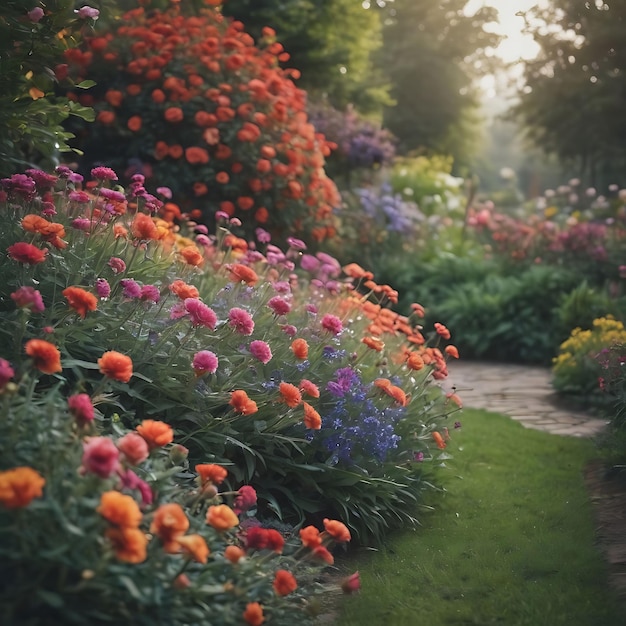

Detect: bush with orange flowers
[63, 0, 340, 245]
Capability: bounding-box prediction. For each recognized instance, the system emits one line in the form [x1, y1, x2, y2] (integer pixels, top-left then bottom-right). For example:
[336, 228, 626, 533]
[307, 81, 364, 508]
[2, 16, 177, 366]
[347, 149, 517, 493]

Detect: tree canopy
[515, 0, 626, 186]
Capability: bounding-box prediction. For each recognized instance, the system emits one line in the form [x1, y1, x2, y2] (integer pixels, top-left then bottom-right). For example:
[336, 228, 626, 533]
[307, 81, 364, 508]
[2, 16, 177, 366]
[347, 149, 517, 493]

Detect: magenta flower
[228, 307, 255, 335]
[267, 296, 291, 316]
[118, 469, 153, 506]
[321, 314, 343, 335]
[255, 228, 271, 243]
[90, 166, 117, 180]
[192, 350, 219, 375]
[81, 437, 119, 478]
[0, 358, 15, 390]
[280, 324, 297, 337]
[249, 340, 272, 364]
[286, 237, 306, 251]
[99, 188, 125, 202]
[11, 286, 44, 313]
[77, 5, 100, 19]
[68, 393, 95, 426]
[300, 254, 320, 272]
[68, 191, 90, 203]
[184, 298, 217, 329]
[140, 284, 160, 303]
[71, 218, 92, 231]
[108, 257, 126, 274]
[95, 278, 111, 299]
[233, 485, 257, 514]
[120, 278, 142, 299]
[28, 7, 44, 22]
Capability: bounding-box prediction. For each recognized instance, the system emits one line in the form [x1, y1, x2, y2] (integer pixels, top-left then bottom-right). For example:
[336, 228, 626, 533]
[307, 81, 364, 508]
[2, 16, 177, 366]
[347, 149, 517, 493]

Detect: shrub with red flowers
[63, 1, 340, 245]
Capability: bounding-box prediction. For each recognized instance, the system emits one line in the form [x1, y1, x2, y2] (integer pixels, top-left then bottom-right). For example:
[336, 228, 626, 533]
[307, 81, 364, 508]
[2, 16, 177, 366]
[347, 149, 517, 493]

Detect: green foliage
[0, 0, 96, 175]
[337, 408, 625, 626]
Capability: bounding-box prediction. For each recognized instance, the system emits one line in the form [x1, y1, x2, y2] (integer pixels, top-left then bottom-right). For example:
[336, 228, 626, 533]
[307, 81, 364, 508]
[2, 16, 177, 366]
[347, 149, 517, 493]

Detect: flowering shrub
[552, 317, 626, 403]
[63, 1, 340, 244]
[0, 161, 460, 569]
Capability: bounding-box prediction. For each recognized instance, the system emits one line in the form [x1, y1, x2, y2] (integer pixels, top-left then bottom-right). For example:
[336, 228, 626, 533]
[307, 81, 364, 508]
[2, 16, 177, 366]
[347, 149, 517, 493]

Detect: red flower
[63, 286, 98, 318]
[273, 569, 297, 596]
[8, 242, 47, 264]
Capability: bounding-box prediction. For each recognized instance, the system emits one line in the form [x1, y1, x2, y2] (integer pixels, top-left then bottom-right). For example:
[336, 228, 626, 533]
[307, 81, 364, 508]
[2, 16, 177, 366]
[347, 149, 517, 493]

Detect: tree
[515, 0, 626, 187]
[221, 0, 390, 113]
[378, 0, 500, 167]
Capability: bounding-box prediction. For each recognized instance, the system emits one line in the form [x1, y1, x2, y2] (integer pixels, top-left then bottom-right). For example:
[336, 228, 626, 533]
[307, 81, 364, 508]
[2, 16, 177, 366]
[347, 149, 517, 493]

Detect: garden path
[444, 360, 609, 438]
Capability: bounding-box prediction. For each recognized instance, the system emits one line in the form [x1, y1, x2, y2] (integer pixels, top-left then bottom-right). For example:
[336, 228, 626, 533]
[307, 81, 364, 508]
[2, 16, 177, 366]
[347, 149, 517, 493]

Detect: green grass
[335, 409, 624, 626]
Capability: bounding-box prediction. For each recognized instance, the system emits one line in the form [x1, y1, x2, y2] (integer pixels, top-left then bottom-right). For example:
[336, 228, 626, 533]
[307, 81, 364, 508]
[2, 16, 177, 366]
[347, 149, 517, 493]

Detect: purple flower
[249, 340, 272, 364]
[95, 278, 111, 299]
[192, 350, 219, 375]
[184, 298, 217, 329]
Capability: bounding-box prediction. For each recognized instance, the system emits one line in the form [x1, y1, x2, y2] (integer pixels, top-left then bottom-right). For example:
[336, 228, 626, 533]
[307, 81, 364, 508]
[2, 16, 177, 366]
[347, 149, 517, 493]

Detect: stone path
[443, 360, 610, 438]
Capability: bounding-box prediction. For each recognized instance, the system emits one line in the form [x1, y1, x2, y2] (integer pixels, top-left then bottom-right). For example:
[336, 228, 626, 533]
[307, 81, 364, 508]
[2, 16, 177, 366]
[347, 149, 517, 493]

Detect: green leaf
[76, 80, 97, 89]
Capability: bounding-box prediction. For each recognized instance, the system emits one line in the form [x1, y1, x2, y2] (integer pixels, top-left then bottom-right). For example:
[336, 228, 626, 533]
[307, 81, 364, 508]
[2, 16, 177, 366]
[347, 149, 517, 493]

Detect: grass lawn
[335, 408, 624, 626]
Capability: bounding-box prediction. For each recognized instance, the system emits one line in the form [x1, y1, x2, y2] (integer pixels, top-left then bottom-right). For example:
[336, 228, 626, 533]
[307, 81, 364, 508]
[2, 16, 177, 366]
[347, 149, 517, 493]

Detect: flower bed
[0, 165, 460, 623]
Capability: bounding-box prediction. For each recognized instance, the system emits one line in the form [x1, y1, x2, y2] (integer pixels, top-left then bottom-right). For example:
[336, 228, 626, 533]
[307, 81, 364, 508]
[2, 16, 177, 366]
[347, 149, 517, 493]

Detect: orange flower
[362, 336, 384, 352]
[254, 207, 269, 223]
[97, 491, 142, 528]
[290, 338, 308, 359]
[243, 602, 264, 626]
[136, 419, 174, 448]
[104, 526, 148, 563]
[216, 171, 229, 184]
[150, 503, 190, 550]
[206, 504, 239, 531]
[432, 431, 446, 449]
[224, 545, 245, 563]
[164, 106, 184, 123]
[303, 402, 322, 430]
[312, 545, 334, 564]
[299, 525, 322, 548]
[176, 533, 209, 563]
[445, 345, 460, 359]
[195, 463, 228, 485]
[131, 212, 159, 240]
[169, 279, 199, 300]
[323, 518, 351, 543]
[406, 353, 425, 371]
[273, 569, 297, 596]
[279, 382, 302, 408]
[25, 339, 62, 374]
[299, 379, 319, 398]
[185, 146, 210, 164]
[98, 351, 133, 382]
[229, 390, 258, 415]
[342, 263, 374, 280]
[434, 322, 451, 340]
[374, 378, 407, 406]
[62, 286, 98, 318]
[180, 245, 204, 266]
[127, 115, 142, 131]
[0, 467, 45, 509]
[227, 263, 258, 285]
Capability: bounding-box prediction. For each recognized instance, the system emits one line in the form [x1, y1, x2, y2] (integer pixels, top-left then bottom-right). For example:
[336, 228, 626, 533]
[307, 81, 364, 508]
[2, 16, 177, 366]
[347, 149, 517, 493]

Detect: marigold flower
[243, 602, 264, 626]
[0, 467, 45, 509]
[176, 533, 210, 563]
[273, 569, 297, 596]
[432, 431, 446, 449]
[196, 463, 228, 485]
[151, 503, 190, 550]
[228, 307, 255, 335]
[180, 245, 204, 266]
[224, 545, 245, 563]
[68, 393, 95, 426]
[117, 432, 149, 465]
[25, 339, 62, 374]
[279, 382, 302, 408]
[136, 419, 174, 449]
[299, 379, 320, 398]
[104, 526, 148, 563]
[324, 518, 351, 543]
[97, 490, 142, 528]
[290, 338, 309, 359]
[130, 212, 158, 240]
[227, 263, 258, 285]
[206, 504, 239, 531]
[406, 352, 425, 370]
[445, 345, 460, 359]
[300, 525, 322, 548]
[303, 402, 322, 430]
[192, 350, 219, 376]
[362, 336, 385, 352]
[229, 390, 258, 415]
[249, 340, 272, 364]
[63, 286, 98, 318]
[98, 351, 133, 382]
[8, 242, 47, 264]
[170, 279, 199, 300]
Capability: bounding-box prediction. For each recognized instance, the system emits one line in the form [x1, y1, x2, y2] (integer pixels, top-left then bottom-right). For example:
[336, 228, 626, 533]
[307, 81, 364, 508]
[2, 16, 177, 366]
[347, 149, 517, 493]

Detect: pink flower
[68, 393, 95, 426]
[71, 218, 92, 233]
[0, 359, 15, 390]
[281, 324, 297, 337]
[192, 350, 219, 375]
[341, 572, 361, 594]
[228, 307, 254, 335]
[118, 468, 153, 506]
[267, 296, 291, 316]
[300, 254, 320, 272]
[90, 166, 116, 180]
[28, 7, 44, 22]
[77, 5, 100, 19]
[11, 286, 44, 313]
[286, 237, 307, 251]
[95, 278, 111, 299]
[249, 340, 272, 364]
[81, 437, 119, 478]
[255, 228, 271, 243]
[140, 285, 160, 303]
[233, 485, 257, 514]
[120, 278, 142, 299]
[156, 186, 172, 199]
[169, 302, 187, 320]
[321, 314, 343, 335]
[108, 257, 126, 274]
[117, 432, 149, 465]
[184, 298, 217, 329]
